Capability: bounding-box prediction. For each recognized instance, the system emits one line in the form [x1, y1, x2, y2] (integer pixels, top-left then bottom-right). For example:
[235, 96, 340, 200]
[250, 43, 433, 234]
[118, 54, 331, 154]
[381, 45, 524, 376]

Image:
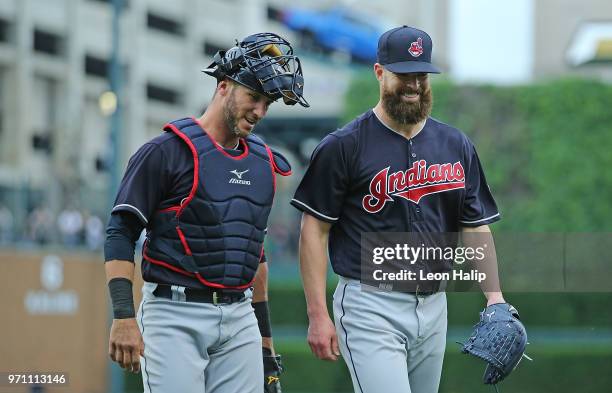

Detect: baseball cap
[377, 25, 441, 74]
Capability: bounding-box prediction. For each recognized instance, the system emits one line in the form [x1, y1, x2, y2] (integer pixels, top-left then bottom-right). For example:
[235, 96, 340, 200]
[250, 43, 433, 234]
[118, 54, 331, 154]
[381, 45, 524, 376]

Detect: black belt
[153, 284, 246, 305]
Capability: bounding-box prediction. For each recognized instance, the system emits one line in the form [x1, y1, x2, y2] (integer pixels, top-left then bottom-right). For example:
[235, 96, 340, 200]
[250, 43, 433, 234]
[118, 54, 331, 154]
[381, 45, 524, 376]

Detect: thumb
[331, 333, 341, 357]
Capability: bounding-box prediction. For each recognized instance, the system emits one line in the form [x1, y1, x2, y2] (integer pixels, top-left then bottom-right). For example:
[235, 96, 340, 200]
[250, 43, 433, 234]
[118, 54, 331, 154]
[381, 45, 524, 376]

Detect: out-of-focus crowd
[0, 204, 105, 251]
[0, 201, 301, 261]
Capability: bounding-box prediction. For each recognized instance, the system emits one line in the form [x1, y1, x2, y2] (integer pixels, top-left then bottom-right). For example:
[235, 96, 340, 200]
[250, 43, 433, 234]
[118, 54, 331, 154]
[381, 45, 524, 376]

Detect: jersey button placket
[408, 140, 423, 223]
[408, 139, 413, 228]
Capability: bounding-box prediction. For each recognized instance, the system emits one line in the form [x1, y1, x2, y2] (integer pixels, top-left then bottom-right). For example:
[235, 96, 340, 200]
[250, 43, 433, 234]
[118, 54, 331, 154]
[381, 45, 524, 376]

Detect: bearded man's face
[381, 71, 433, 125]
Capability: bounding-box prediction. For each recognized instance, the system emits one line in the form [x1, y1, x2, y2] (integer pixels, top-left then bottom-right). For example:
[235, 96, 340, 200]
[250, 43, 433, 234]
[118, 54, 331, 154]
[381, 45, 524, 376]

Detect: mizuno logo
[229, 169, 251, 185]
[230, 169, 249, 179]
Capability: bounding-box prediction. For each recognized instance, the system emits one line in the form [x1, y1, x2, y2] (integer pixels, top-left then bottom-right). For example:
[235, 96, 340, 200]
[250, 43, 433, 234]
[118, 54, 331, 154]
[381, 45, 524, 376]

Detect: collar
[372, 108, 427, 139]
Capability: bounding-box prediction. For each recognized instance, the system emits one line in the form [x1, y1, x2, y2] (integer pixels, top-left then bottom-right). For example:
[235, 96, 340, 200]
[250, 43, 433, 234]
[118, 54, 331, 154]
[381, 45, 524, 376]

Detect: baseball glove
[263, 349, 284, 393]
[460, 303, 530, 386]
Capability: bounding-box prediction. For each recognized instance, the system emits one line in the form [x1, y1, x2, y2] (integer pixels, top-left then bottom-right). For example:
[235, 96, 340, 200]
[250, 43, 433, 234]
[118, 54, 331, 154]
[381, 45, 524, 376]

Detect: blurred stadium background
[0, 0, 611, 392]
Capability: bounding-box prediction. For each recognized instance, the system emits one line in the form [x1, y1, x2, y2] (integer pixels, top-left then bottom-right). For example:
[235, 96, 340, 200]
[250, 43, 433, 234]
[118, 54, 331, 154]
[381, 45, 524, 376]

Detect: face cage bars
[242, 52, 309, 107]
[236, 34, 310, 107]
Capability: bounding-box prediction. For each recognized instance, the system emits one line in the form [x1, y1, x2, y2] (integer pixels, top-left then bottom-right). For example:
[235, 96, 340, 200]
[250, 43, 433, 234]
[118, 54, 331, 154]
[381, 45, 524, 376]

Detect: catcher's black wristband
[252, 301, 272, 337]
[108, 277, 135, 319]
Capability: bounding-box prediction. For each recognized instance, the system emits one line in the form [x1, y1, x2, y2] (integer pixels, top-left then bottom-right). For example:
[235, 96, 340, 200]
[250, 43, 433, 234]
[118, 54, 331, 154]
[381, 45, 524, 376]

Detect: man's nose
[405, 77, 419, 90]
[253, 101, 268, 118]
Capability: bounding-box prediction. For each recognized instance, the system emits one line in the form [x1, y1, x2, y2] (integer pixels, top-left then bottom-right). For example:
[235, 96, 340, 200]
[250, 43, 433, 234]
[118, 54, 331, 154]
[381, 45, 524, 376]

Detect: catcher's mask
[203, 32, 309, 107]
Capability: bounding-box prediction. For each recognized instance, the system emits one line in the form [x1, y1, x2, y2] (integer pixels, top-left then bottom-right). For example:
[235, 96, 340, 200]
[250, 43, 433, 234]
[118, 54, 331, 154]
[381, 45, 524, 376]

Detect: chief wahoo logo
[408, 37, 424, 57]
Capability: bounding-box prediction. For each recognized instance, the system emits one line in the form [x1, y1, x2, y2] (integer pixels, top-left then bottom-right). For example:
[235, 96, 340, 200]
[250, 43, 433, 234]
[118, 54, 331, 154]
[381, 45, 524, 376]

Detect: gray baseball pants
[136, 282, 263, 393]
[333, 276, 447, 393]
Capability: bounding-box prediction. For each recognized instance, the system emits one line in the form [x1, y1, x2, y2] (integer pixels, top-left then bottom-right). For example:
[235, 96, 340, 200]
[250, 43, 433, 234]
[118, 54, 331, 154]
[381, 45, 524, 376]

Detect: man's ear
[374, 63, 385, 82]
[217, 79, 232, 97]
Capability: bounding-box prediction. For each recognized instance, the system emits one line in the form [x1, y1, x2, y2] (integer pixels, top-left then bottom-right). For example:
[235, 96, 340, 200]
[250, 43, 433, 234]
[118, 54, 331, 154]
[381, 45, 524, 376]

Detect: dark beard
[223, 88, 250, 138]
[382, 85, 433, 125]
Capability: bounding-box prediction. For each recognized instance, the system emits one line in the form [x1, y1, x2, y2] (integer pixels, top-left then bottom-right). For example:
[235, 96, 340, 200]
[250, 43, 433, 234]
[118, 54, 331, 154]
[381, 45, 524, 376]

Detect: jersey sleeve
[459, 142, 501, 227]
[291, 134, 352, 223]
[111, 143, 168, 225]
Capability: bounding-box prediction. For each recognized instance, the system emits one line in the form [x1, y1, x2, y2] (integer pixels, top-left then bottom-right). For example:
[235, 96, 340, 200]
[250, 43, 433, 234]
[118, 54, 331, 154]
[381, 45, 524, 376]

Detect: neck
[196, 104, 239, 149]
[373, 103, 426, 139]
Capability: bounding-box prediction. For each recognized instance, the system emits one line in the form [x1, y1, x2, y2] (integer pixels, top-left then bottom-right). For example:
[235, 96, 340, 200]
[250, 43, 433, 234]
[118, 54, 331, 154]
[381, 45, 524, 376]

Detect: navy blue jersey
[107, 130, 266, 288]
[291, 109, 500, 280]
[112, 132, 193, 222]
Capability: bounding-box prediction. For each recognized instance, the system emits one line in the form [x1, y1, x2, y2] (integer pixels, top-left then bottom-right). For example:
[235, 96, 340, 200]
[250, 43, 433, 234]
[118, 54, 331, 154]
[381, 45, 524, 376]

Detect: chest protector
[143, 117, 291, 289]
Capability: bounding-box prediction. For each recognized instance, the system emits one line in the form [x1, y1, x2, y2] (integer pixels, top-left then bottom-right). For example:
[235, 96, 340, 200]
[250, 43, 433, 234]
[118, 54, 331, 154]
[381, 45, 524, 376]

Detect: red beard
[382, 84, 433, 125]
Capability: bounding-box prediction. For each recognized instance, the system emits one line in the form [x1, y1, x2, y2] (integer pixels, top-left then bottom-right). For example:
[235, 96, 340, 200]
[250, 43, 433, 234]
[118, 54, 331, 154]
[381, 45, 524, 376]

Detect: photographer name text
[372, 269, 487, 283]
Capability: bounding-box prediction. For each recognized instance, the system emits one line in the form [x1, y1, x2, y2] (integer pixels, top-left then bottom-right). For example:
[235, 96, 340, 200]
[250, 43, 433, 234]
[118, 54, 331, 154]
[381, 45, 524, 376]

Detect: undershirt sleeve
[104, 211, 146, 262]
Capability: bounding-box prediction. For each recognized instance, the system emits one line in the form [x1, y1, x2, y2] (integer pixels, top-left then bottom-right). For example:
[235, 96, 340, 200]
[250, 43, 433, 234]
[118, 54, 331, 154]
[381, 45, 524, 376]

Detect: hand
[109, 318, 144, 373]
[307, 314, 340, 361]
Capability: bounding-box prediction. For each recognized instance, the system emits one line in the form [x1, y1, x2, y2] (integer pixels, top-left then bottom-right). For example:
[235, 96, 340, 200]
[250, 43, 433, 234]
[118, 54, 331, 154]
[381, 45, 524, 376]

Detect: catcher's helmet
[203, 32, 309, 107]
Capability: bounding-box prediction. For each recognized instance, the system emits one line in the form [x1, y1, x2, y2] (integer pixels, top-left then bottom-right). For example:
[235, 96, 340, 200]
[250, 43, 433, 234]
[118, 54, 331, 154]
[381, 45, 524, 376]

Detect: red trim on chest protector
[264, 145, 277, 193]
[143, 242, 256, 289]
[158, 206, 180, 213]
[163, 123, 200, 217]
[176, 227, 193, 256]
[143, 241, 196, 278]
[267, 147, 292, 176]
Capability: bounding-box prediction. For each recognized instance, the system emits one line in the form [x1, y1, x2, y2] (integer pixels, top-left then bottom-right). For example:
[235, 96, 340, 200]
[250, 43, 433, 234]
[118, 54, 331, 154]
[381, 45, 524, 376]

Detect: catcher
[104, 32, 307, 393]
